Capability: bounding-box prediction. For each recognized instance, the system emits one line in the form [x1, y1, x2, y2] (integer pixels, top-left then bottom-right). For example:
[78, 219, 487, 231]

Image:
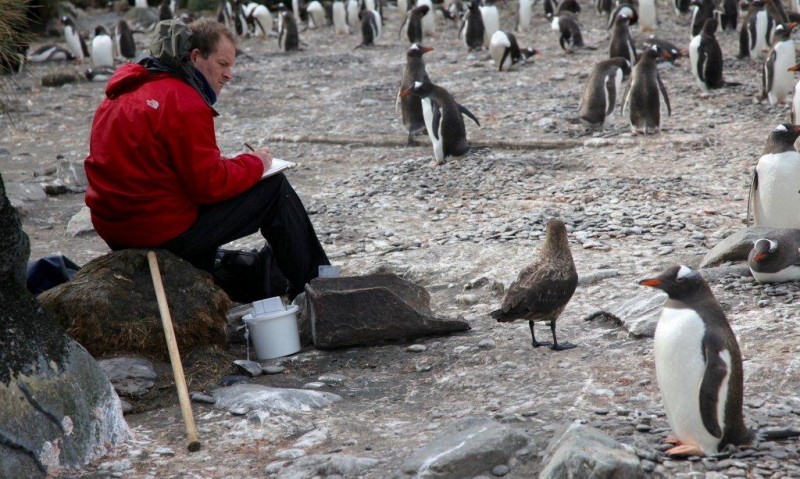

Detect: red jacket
[84, 63, 263, 248]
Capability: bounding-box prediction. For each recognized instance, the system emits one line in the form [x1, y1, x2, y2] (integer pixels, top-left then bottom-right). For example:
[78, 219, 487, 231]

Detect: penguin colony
[17, 0, 800, 463]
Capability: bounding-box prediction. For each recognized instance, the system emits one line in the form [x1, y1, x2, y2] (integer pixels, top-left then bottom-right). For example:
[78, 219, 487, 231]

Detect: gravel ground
[2, 1, 800, 477]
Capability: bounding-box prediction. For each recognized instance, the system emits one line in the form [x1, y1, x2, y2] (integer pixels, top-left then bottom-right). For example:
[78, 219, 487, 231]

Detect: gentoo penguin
[748, 233, 800, 283]
[417, 0, 436, 36]
[640, 265, 753, 457]
[623, 44, 671, 135]
[638, 0, 657, 32]
[749, 124, 800, 229]
[400, 5, 430, 44]
[356, 8, 381, 47]
[62, 16, 88, 64]
[761, 22, 797, 105]
[720, 0, 738, 30]
[578, 57, 632, 128]
[491, 218, 578, 351]
[552, 13, 591, 52]
[642, 36, 687, 64]
[607, 0, 638, 29]
[91, 25, 114, 69]
[690, 18, 741, 89]
[609, 14, 637, 65]
[480, 0, 500, 47]
[346, 0, 360, 30]
[544, 0, 559, 19]
[396, 44, 433, 145]
[115, 19, 137, 60]
[765, 0, 790, 23]
[333, 0, 349, 34]
[26, 45, 75, 62]
[596, 0, 613, 18]
[556, 0, 581, 15]
[159, 0, 172, 21]
[489, 30, 538, 71]
[398, 0, 408, 15]
[306, 0, 326, 28]
[690, 0, 722, 36]
[278, 11, 300, 51]
[250, 4, 273, 38]
[460, 0, 486, 51]
[399, 79, 480, 165]
[738, 0, 774, 60]
[517, 0, 535, 32]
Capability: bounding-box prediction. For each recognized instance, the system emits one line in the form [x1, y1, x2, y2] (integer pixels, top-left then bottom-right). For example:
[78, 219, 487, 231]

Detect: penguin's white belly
[135, 0, 147, 7]
[92, 36, 113, 68]
[769, 43, 796, 103]
[480, 6, 499, 45]
[65, 28, 84, 61]
[488, 42, 506, 69]
[654, 306, 723, 454]
[602, 69, 623, 127]
[398, 0, 407, 14]
[518, 0, 533, 32]
[253, 6, 273, 37]
[421, 98, 443, 163]
[418, 0, 435, 35]
[639, 0, 657, 31]
[346, 0, 359, 27]
[751, 265, 800, 283]
[794, 81, 800, 122]
[754, 152, 800, 228]
[689, 35, 704, 88]
[753, 13, 768, 56]
[333, 3, 348, 34]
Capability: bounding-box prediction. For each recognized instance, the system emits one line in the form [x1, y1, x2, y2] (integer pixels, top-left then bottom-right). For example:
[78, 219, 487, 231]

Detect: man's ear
[190, 48, 200, 63]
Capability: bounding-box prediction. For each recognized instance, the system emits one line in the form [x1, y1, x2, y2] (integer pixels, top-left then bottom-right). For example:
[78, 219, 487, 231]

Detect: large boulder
[700, 227, 776, 268]
[0, 173, 129, 478]
[38, 249, 231, 360]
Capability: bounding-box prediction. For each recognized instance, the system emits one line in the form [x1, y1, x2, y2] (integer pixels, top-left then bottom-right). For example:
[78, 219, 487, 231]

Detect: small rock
[233, 359, 263, 377]
[477, 339, 496, 350]
[154, 447, 175, 457]
[262, 365, 285, 375]
[190, 392, 216, 404]
[407, 344, 427, 353]
[491, 464, 510, 476]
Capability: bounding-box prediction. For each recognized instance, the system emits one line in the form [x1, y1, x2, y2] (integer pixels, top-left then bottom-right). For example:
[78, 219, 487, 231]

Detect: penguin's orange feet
[666, 444, 705, 457]
[665, 436, 682, 445]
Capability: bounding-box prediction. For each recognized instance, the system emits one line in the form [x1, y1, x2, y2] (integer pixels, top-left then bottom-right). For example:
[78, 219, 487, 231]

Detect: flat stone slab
[210, 383, 342, 415]
[306, 273, 470, 349]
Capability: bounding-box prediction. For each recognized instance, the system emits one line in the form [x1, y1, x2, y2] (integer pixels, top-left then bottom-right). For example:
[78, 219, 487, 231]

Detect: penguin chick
[488, 30, 537, 72]
[640, 265, 753, 457]
[748, 235, 800, 283]
[609, 13, 637, 65]
[749, 124, 800, 229]
[578, 57, 631, 128]
[396, 44, 433, 145]
[491, 218, 578, 351]
[623, 44, 671, 135]
[399, 79, 480, 164]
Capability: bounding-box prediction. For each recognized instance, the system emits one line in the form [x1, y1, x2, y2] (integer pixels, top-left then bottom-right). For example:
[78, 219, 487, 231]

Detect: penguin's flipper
[765, 50, 775, 98]
[748, 168, 759, 226]
[604, 74, 617, 117]
[499, 47, 510, 71]
[621, 82, 631, 115]
[80, 35, 90, 58]
[656, 73, 671, 116]
[395, 88, 401, 115]
[398, 14, 408, 39]
[697, 44, 708, 83]
[459, 104, 481, 126]
[432, 102, 442, 141]
[698, 344, 727, 439]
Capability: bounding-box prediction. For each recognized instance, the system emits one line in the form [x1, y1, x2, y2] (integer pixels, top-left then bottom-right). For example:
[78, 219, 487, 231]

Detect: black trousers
[159, 173, 330, 297]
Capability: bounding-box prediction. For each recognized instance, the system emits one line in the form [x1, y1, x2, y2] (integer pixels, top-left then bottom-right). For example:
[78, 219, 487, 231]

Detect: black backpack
[212, 245, 288, 303]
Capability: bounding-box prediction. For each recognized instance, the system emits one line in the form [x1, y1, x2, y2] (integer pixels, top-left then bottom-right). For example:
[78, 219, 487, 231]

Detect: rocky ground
[3, 1, 800, 477]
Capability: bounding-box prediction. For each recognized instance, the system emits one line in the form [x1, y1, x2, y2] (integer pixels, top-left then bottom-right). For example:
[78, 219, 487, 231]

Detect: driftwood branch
[262, 133, 583, 151]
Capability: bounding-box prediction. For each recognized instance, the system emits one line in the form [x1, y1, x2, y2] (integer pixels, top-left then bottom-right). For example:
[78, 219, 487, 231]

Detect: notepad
[262, 158, 297, 179]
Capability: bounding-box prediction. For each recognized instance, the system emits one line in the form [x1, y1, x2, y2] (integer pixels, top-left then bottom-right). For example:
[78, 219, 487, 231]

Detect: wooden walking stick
[147, 251, 201, 452]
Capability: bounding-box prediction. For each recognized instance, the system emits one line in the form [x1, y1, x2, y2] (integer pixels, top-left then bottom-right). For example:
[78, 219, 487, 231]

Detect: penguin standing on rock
[748, 233, 800, 283]
[91, 25, 114, 69]
[460, 0, 486, 51]
[62, 16, 88, 64]
[399, 79, 480, 165]
[578, 57, 631, 128]
[761, 22, 797, 105]
[491, 218, 578, 351]
[640, 265, 753, 457]
[690, 18, 741, 89]
[488, 30, 537, 71]
[400, 5, 429, 44]
[749, 124, 800, 229]
[624, 45, 671, 135]
[396, 44, 433, 145]
[609, 14, 636, 65]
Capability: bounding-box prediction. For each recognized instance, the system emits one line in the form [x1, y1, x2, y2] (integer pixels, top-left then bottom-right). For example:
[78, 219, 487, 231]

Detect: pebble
[261, 365, 285, 375]
[190, 392, 216, 404]
[477, 339, 496, 350]
[154, 447, 174, 457]
[303, 382, 327, 389]
[491, 464, 510, 476]
[318, 374, 347, 385]
[407, 344, 427, 353]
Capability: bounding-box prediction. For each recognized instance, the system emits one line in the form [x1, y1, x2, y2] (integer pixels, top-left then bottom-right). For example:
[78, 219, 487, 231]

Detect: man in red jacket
[84, 19, 329, 300]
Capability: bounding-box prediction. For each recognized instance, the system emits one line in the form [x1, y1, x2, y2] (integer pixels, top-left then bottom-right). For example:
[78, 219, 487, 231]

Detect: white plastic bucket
[243, 305, 301, 360]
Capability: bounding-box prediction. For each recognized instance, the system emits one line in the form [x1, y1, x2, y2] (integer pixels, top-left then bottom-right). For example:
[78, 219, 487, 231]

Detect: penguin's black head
[408, 44, 434, 57]
[748, 238, 783, 266]
[469, 0, 481, 11]
[702, 17, 718, 35]
[415, 4, 430, 15]
[615, 13, 630, 26]
[94, 25, 109, 36]
[645, 44, 667, 61]
[764, 124, 800, 154]
[639, 265, 710, 300]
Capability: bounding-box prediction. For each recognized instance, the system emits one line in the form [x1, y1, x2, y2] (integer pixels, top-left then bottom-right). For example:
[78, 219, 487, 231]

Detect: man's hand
[251, 148, 273, 173]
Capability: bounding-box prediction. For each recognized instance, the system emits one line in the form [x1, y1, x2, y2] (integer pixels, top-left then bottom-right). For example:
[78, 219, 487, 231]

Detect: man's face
[191, 36, 235, 96]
